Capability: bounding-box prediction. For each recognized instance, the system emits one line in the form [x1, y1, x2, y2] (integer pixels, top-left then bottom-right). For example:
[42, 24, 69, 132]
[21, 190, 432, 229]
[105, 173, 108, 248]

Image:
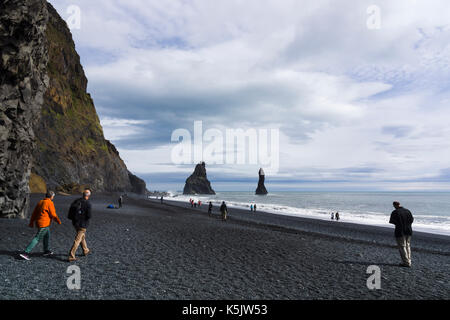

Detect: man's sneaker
[399, 263, 411, 268]
[83, 250, 90, 257]
[43, 251, 54, 256]
[19, 253, 31, 261]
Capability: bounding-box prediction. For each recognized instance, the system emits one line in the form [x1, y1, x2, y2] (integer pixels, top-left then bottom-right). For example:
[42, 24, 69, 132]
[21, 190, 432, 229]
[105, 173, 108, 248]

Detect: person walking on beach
[335, 212, 340, 221]
[331, 212, 334, 220]
[220, 201, 228, 221]
[389, 201, 414, 267]
[118, 195, 123, 208]
[254, 204, 257, 213]
[20, 191, 62, 261]
[250, 204, 254, 212]
[160, 196, 164, 204]
[68, 189, 92, 262]
[208, 202, 213, 215]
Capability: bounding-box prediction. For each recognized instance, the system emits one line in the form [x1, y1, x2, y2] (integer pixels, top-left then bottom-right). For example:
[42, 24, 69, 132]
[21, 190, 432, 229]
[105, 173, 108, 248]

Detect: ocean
[165, 191, 450, 236]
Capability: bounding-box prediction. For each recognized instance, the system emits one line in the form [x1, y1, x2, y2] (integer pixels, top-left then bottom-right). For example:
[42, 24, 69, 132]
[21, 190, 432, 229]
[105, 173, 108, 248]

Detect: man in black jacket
[68, 189, 92, 262]
[389, 201, 414, 267]
[220, 201, 228, 221]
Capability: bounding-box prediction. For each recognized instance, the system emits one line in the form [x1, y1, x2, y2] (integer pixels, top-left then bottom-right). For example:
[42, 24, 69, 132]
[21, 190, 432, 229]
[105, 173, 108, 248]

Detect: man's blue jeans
[25, 227, 50, 253]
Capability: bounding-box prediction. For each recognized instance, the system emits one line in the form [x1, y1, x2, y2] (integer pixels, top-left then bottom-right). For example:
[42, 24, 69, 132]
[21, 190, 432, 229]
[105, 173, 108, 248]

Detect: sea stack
[183, 162, 215, 195]
[255, 168, 268, 195]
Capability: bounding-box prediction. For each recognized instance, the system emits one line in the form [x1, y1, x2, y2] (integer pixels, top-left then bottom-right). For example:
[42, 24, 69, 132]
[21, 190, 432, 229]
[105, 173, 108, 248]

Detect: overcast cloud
[49, 0, 450, 191]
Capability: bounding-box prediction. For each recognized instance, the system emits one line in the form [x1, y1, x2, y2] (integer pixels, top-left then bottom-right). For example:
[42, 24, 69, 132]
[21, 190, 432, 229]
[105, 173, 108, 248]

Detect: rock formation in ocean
[0, 0, 148, 218]
[255, 168, 268, 195]
[183, 162, 216, 195]
[0, 0, 49, 218]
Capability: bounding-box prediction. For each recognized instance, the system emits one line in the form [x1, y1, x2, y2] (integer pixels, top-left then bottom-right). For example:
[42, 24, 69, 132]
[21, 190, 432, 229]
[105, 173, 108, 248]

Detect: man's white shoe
[19, 253, 31, 261]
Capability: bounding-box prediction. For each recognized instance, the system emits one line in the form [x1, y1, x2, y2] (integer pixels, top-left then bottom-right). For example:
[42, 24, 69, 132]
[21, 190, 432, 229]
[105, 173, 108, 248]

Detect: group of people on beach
[19, 190, 415, 268]
[189, 199, 228, 221]
[19, 189, 93, 262]
[206, 201, 228, 221]
[188, 199, 415, 267]
[189, 198, 202, 208]
[331, 211, 340, 221]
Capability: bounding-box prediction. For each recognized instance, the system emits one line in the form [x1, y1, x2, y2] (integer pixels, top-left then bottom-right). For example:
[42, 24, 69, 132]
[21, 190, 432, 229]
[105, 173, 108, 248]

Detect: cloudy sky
[49, 0, 450, 192]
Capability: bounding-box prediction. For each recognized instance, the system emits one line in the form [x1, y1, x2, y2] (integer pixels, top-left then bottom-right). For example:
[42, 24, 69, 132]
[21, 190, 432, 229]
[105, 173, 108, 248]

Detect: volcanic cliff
[0, 0, 148, 218]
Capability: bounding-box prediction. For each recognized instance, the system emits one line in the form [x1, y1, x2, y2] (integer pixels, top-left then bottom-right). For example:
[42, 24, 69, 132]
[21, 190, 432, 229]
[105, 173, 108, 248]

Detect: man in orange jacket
[20, 191, 62, 261]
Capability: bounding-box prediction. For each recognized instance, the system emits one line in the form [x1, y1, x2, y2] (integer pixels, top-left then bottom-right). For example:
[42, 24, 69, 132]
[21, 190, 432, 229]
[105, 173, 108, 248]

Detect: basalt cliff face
[0, 1, 148, 218]
[183, 162, 215, 195]
[0, 0, 49, 218]
[32, 3, 148, 195]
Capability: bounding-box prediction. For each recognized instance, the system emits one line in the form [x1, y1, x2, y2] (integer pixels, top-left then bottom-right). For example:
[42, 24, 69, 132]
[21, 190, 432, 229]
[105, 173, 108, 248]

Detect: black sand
[0, 193, 449, 299]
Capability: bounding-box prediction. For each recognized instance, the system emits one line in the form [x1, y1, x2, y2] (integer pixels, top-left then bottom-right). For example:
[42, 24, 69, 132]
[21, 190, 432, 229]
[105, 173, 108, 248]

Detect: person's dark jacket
[220, 203, 227, 212]
[69, 198, 92, 229]
[389, 207, 414, 237]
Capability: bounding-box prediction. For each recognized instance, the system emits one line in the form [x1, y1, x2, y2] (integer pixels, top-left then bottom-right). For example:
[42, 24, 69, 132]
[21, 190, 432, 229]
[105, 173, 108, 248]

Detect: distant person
[331, 212, 334, 220]
[20, 191, 62, 261]
[254, 204, 257, 212]
[190, 199, 194, 208]
[335, 212, 340, 221]
[250, 204, 253, 212]
[389, 201, 414, 267]
[220, 201, 228, 221]
[118, 195, 123, 208]
[160, 196, 164, 204]
[68, 189, 92, 262]
[208, 202, 213, 215]
[198, 200, 202, 207]
[194, 202, 197, 208]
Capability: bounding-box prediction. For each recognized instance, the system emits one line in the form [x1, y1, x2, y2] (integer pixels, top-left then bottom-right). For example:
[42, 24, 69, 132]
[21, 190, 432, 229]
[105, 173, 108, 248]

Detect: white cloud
[100, 117, 153, 141]
[48, 0, 450, 190]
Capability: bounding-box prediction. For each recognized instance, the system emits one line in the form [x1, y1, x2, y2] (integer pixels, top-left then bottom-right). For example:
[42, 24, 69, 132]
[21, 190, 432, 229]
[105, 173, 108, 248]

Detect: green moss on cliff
[31, 3, 137, 194]
[30, 3, 147, 194]
[39, 20, 109, 159]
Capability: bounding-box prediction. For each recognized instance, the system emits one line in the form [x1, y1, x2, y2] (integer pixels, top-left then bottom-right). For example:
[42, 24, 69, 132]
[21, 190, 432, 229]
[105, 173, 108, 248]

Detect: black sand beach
[0, 193, 449, 299]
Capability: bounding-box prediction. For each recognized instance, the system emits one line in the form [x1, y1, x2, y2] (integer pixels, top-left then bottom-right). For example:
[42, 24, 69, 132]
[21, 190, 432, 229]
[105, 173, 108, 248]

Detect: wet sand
[0, 193, 448, 299]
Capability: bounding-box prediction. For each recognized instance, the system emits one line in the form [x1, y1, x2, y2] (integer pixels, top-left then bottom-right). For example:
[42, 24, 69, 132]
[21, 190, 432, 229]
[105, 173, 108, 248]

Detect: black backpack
[68, 199, 84, 220]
